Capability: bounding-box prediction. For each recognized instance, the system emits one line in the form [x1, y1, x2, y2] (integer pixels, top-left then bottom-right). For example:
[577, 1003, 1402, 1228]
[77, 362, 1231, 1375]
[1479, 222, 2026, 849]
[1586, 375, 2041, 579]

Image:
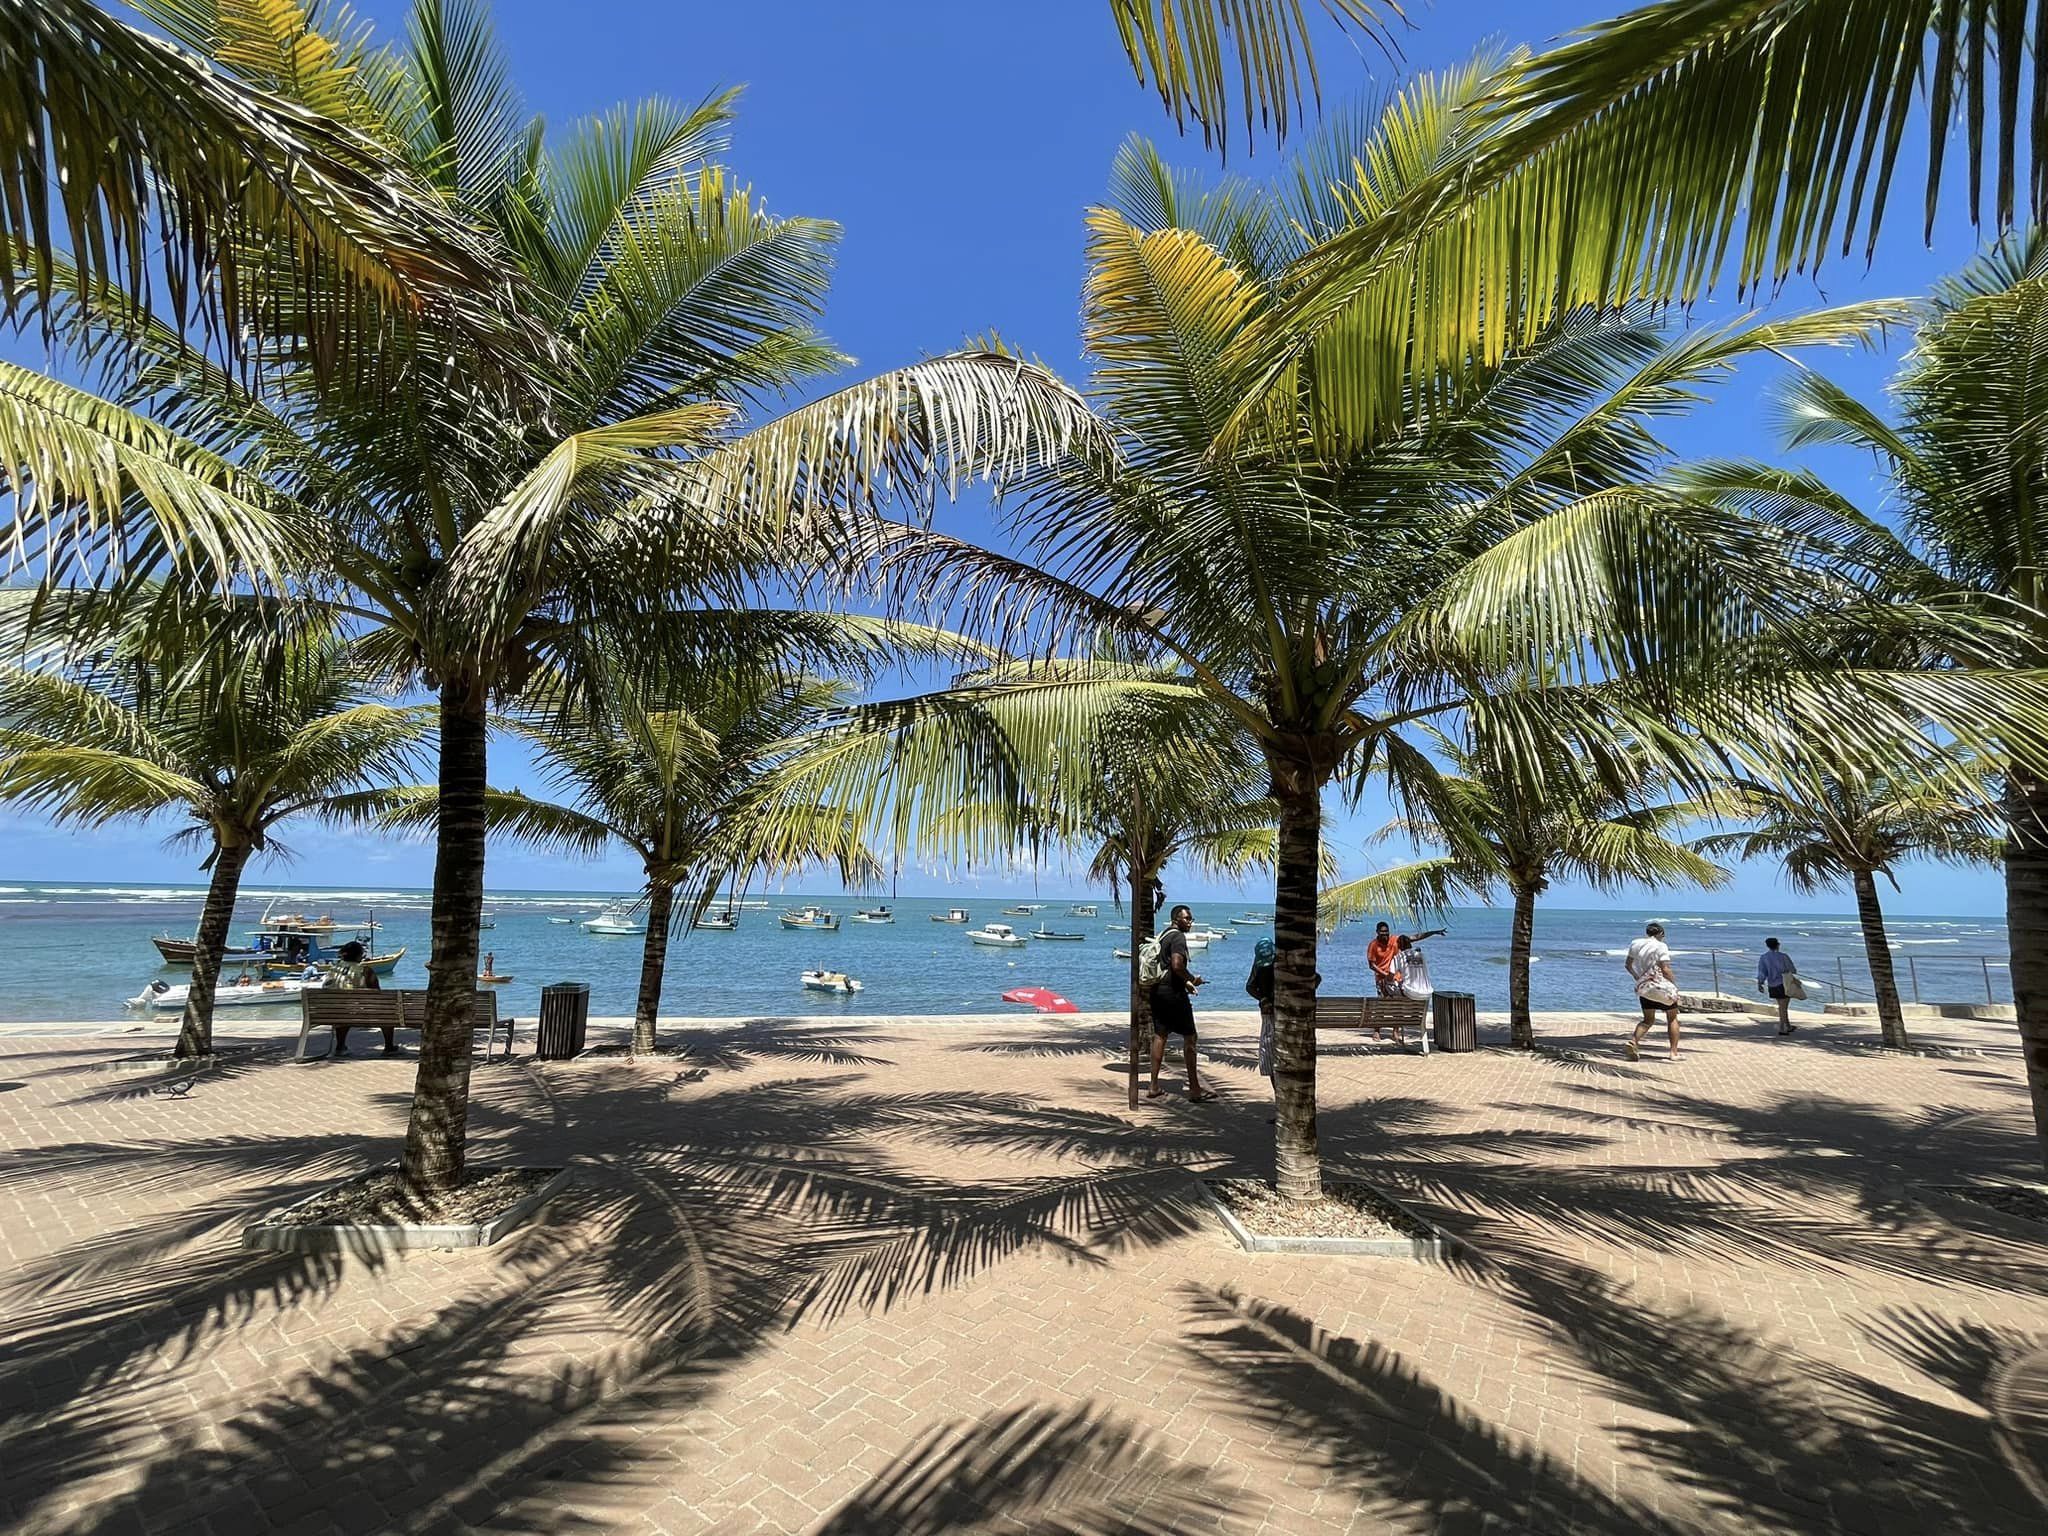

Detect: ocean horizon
[0, 879, 2012, 1026]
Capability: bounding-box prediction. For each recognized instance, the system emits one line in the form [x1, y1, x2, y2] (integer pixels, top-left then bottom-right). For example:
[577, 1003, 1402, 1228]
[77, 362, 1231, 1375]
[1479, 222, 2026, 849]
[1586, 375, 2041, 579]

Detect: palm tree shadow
[1178, 1284, 1677, 1534]
[812, 1402, 1242, 1534]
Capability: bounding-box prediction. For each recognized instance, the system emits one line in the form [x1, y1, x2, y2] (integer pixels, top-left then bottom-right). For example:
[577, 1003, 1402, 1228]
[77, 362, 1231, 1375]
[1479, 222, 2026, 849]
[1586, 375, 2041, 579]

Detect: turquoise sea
[0, 880, 2013, 1025]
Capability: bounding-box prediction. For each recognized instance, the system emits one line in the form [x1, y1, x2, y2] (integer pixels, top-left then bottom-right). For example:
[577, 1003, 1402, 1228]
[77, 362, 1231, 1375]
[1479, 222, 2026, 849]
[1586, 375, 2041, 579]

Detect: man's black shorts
[1150, 983, 1196, 1037]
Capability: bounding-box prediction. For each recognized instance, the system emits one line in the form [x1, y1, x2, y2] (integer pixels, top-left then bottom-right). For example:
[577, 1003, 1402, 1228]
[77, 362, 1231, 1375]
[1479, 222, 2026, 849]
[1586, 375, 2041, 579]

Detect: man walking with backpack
[1144, 904, 1214, 1101]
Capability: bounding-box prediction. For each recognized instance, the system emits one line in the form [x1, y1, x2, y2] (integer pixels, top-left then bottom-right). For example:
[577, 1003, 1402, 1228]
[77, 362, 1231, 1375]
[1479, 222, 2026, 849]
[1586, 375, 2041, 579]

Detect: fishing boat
[1031, 924, 1087, 942]
[1236, 912, 1270, 925]
[584, 903, 643, 935]
[1001, 904, 1040, 916]
[478, 914, 496, 931]
[780, 905, 840, 931]
[547, 917, 576, 925]
[1189, 924, 1231, 943]
[801, 969, 862, 994]
[851, 905, 895, 924]
[1184, 933, 1211, 950]
[1113, 947, 1133, 960]
[127, 968, 327, 1011]
[693, 909, 739, 932]
[260, 945, 404, 979]
[151, 934, 266, 966]
[930, 907, 971, 924]
[477, 969, 514, 985]
[1067, 903, 1099, 917]
[970, 923, 1029, 948]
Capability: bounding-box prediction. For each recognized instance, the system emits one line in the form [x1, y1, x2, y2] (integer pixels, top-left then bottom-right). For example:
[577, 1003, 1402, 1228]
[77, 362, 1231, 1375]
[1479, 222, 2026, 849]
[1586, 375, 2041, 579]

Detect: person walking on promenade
[1147, 904, 1214, 1101]
[1624, 921, 1682, 1062]
[1756, 936, 1801, 1037]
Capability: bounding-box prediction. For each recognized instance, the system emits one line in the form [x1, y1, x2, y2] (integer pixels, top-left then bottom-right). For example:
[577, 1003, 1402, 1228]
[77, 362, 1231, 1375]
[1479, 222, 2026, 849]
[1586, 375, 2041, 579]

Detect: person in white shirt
[1623, 921, 1681, 1061]
[1756, 936, 1800, 1036]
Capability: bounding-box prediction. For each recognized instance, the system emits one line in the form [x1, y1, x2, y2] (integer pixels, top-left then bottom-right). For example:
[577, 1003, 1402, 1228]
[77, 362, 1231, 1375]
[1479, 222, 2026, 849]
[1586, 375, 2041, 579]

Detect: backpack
[1138, 936, 1166, 988]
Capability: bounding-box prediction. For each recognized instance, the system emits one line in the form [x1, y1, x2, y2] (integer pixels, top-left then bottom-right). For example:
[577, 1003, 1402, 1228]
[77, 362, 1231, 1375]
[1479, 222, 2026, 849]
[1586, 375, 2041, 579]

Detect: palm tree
[373, 660, 885, 1054]
[1697, 769, 2004, 1050]
[0, 0, 1098, 1189]
[1234, 7, 2048, 453]
[1681, 229, 2048, 1158]
[1, 0, 513, 370]
[0, 600, 429, 1057]
[1324, 730, 1728, 1048]
[874, 120, 1968, 1201]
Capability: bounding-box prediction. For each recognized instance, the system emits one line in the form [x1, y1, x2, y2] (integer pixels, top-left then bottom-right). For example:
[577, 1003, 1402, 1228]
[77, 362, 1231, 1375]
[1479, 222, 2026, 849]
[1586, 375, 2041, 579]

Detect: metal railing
[1701, 947, 2010, 1005]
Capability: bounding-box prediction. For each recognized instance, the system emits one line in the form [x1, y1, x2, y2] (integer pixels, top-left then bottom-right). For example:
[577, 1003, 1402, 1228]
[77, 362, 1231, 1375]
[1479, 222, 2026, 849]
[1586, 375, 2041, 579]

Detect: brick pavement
[1, 1007, 2044, 1535]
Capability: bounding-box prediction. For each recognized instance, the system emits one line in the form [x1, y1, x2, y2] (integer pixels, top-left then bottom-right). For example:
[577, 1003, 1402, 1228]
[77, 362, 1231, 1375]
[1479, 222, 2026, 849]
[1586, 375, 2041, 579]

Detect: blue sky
[0, 2, 2009, 913]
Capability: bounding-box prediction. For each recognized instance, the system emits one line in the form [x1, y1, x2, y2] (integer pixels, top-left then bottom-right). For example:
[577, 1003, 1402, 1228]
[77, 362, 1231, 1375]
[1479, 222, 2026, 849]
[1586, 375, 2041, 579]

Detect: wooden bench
[1314, 994, 1431, 1055]
[295, 988, 515, 1062]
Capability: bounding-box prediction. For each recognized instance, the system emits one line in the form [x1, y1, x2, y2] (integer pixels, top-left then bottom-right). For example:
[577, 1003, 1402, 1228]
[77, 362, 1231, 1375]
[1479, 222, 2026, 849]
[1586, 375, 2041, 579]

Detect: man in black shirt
[1148, 904, 1215, 1101]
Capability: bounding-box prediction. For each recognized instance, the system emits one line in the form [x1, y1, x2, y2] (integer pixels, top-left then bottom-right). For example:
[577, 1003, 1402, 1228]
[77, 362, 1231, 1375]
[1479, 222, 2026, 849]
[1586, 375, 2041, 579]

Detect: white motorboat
[1236, 912, 1270, 925]
[969, 923, 1029, 948]
[930, 907, 971, 924]
[1190, 924, 1231, 943]
[1067, 903, 1099, 917]
[694, 910, 739, 932]
[1001, 904, 1041, 916]
[128, 968, 327, 1011]
[851, 905, 895, 924]
[780, 905, 840, 931]
[1113, 947, 1133, 960]
[584, 903, 643, 935]
[801, 969, 863, 994]
[547, 917, 575, 925]
[1031, 924, 1087, 942]
[1184, 933, 1211, 950]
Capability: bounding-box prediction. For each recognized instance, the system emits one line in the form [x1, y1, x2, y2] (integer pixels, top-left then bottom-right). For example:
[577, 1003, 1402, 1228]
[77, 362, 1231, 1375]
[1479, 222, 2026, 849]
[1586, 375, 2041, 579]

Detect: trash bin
[536, 982, 591, 1060]
[1432, 991, 1478, 1053]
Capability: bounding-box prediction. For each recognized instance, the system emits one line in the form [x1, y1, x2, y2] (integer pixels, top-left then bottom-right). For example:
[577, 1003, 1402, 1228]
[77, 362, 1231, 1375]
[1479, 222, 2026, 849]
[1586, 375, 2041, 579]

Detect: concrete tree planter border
[85, 1052, 225, 1076]
[243, 1165, 572, 1255]
[1199, 1176, 1452, 1259]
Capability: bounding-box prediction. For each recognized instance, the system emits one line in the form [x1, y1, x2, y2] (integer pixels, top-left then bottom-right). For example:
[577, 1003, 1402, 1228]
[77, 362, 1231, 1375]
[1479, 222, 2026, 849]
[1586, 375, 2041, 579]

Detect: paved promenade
[2, 1007, 2043, 1534]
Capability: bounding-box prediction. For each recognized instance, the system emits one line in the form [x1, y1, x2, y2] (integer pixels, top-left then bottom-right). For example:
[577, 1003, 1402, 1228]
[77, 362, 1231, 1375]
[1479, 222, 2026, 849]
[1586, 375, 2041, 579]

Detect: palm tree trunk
[402, 683, 488, 1192]
[2007, 771, 2048, 1173]
[1126, 865, 1157, 1111]
[1508, 883, 1537, 1049]
[1271, 779, 1322, 1202]
[633, 882, 675, 1054]
[1852, 866, 1909, 1050]
[175, 839, 250, 1059]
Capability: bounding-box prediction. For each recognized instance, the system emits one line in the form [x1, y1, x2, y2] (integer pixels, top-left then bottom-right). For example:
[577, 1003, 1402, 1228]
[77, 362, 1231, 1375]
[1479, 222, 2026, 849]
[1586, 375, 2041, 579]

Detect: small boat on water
[1113, 947, 1133, 960]
[547, 917, 575, 925]
[478, 970, 514, 985]
[478, 915, 496, 931]
[781, 905, 840, 931]
[1001, 904, 1040, 916]
[152, 904, 380, 968]
[1190, 924, 1231, 943]
[128, 968, 327, 1011]
[1003, 986, 1078, 1014]
[694, 909, 739, 932]
[1184, 933, 1211, 950]
[1067, 904, 1099, 917]
[1031, 924, 1086, 942]
[584, 903, 643, 935]
[970, 923, 1029, 948]
[1236, 912, 1270, 925]
[930, 907, 971, 924]
[851, 905, 895, 924]
[260, 945, 404, 979]
[801, 969, 862, 994]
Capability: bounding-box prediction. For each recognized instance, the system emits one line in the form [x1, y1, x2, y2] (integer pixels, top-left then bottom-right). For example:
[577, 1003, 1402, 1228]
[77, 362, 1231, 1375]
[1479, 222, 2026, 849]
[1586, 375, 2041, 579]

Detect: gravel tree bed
[275, 1166, 562, 1227]
[1932, 1182, 2048, 1230]
[1207, 1177, 1435, 1241]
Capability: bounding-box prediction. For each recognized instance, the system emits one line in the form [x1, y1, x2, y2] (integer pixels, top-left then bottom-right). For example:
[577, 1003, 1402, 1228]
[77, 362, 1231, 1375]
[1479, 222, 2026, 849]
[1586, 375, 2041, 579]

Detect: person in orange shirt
[1366, 920, 1447, 1031]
